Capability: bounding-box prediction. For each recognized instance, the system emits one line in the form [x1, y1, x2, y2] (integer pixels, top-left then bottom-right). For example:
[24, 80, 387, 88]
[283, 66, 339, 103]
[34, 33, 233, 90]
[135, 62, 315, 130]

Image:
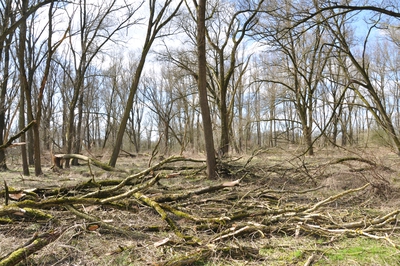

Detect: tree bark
[0, 0, 12, 171]
[17, 0, 30, 176]
[196, 0, 216, 179]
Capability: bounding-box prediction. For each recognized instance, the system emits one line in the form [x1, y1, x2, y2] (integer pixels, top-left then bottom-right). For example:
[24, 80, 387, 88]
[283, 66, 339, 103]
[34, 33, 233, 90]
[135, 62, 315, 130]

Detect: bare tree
[141, 70, 184, 155]
[109, 0, 183, 167]
[16, 0, 32, 175]
[1, 0, 63, 172]
[249, 54, 281, 148]
[60, 0, 141, 167]
[203, 0, 264, 155]
[0, 0, 58, 43]
[0, 0, 14, 170]
[98, 58, 124, 150]
[384, 28, 400, 130]
[195, 0, 216, 178]
[162, 0, 264, 156]
[320, 5, 400, 154]
[16, 0, 68, 176]
[257, 3, 333, 155]
[41, 60, 59, 151]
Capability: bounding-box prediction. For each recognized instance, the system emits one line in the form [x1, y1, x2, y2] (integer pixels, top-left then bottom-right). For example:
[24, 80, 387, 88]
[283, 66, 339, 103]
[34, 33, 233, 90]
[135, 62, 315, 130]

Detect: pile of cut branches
[0, 154, 399, 265]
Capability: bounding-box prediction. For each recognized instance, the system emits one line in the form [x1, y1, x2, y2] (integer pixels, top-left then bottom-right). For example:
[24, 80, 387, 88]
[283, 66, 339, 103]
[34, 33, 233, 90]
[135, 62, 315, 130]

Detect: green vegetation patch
[320, 237, 400, 265]
[259, 236, 316, 265]
[258, 236, 400, 266]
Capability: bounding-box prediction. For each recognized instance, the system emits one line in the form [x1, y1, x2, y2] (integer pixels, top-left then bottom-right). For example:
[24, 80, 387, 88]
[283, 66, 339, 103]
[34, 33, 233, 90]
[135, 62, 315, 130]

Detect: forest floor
[1, 146, 400, 265]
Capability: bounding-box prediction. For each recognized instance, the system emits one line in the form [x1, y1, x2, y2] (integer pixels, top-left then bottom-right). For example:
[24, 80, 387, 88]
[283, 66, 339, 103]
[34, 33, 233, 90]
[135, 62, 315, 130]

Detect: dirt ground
[1, 146, 400, 265]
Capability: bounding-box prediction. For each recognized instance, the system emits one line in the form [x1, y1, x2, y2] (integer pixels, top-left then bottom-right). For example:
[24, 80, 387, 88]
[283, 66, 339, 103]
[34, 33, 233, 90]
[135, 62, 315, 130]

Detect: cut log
[52, 154, 127, 173]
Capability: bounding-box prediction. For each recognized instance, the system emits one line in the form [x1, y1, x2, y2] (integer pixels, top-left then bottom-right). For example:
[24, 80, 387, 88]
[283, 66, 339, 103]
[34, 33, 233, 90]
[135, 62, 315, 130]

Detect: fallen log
[0, 206, 53, 222]
[0, 230, 61, 266]
[52, 154, 127, 173]
[133, 191, 191, 240]
[330, 156, 376, 166]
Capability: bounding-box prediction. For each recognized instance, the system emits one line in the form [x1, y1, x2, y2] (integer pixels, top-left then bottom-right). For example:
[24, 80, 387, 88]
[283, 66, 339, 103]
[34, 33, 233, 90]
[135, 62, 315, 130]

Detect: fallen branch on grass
[53, 154, 127, 173]
[0, 206, 53, 221]
[80, 155, 186, 199]
[304, 183, 370, 213]
[1, 154, 400, 265]
[65, 205, 148, 239]
[0, 230, 62, 266]
[159, 244, 262, 266]
[153, 179, 240, 203]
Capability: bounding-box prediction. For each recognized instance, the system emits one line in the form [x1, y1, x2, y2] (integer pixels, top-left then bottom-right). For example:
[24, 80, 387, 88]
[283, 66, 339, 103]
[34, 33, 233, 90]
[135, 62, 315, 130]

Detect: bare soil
[1, 146, 400, 265]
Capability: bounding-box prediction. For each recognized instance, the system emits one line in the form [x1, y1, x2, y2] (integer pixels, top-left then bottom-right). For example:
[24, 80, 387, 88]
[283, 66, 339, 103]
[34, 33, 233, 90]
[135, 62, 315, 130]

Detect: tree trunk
[0, 6, 12, 171]
[218, 50, 230, 155]
[30, 1, 56, 176]
[19, 89, 29, 176]
[17, 0, 29, 176]
[197, 0, 216, 179]
[72, 91, 84, 165]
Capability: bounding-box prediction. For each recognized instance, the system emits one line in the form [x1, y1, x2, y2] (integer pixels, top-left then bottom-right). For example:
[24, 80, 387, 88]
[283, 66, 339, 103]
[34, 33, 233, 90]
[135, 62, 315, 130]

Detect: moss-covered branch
[0, 206, 53, 222]
[0, 230, 61, 266]
[81, 155, 186, 199]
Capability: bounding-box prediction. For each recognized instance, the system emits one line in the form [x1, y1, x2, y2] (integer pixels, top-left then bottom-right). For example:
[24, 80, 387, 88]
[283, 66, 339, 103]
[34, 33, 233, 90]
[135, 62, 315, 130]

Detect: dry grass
[1, 146, 400, 265]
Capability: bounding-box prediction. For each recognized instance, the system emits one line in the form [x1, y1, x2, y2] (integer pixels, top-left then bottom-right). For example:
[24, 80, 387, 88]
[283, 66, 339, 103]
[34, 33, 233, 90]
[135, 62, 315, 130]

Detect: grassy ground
[1, 146, 400, 265]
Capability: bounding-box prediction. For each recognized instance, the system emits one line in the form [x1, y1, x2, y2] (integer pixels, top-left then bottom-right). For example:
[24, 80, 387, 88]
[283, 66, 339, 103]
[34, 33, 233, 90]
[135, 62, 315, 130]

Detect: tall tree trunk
[65, 64, 85, 168]
[19, 88, 29, 176]
[307, 88, 314, 155]
[17, 0, 30, 176]
[0, 2, 12, 170]
[31, 1, 57, 175]
[197, 0, 216, 178]
[0, 74, 8, 170]
[25, 69, 36, 169]
[218, 50, 230, 155]
[72, 91, 84, 164]
[237, 84, 243, 152]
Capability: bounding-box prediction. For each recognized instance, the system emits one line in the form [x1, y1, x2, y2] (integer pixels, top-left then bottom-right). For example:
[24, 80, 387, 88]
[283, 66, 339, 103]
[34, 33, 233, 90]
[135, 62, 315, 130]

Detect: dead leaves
[87, 224, 100, 231]
[7, 192, 26, 201]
